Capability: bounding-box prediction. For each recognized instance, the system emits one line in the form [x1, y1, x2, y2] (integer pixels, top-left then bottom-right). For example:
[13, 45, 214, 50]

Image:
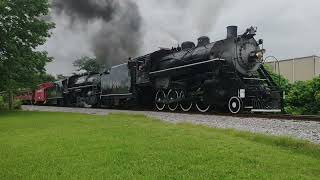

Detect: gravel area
[22, 105, 320, 144]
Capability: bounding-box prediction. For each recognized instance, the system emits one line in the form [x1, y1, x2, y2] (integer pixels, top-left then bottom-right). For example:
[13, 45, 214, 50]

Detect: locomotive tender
[51, 26, 283, 114]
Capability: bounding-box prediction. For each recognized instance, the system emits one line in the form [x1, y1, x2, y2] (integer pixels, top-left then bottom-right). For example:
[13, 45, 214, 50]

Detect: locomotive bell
[227, 26, 238, 39]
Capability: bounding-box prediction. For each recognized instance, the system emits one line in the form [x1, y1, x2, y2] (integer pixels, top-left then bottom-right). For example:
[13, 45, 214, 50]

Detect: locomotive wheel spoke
[196, 99, 211, 113]
[179, 91, 193, 112]
[167, 89, 179, 112]
[155, 90, 166, 111]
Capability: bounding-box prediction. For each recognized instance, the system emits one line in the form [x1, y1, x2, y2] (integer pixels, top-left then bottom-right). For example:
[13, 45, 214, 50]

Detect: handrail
[264, 56, 281, 88]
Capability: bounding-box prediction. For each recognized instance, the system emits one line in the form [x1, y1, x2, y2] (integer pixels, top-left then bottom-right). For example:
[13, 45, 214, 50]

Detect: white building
[266, 55, 320, 83]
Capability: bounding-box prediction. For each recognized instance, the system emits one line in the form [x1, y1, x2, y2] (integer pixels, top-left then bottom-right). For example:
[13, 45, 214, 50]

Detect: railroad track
[133, 109, 320, 122]
[127, 107, 320, 122]
[222, 113, 320, 122]
[111, 108, 320, 122]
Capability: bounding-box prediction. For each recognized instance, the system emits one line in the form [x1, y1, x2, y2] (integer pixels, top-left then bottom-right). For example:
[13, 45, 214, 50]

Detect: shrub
[13, 100, 22, 110]
[285, 77, 320, 115]
[0, 94, 22, 110]
[0, 95, 8, 110]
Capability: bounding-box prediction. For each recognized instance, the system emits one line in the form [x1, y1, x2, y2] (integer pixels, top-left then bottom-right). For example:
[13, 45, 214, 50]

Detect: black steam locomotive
[54, 26, 283, 114]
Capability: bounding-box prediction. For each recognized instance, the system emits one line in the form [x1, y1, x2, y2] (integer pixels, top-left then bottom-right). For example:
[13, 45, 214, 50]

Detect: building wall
[266, 56, 320, 83]
[294, 58, 314, 81]
[316, 56, 320, 75]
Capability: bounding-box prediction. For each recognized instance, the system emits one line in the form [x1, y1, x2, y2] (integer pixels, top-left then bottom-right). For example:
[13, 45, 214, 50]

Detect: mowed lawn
[0, 112, 320, 179]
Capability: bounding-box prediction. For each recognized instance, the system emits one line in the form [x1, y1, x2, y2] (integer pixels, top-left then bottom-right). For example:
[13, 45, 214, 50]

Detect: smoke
[190, 0, 227, 35]
[51, 0, 142, 68]
[44, 0, 320, 75]
[45, 0, 227, 74]
[137, 0, 228, 53]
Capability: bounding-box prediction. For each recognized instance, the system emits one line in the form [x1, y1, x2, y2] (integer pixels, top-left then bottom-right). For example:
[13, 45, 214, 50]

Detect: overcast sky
[44, 0, 320, 75]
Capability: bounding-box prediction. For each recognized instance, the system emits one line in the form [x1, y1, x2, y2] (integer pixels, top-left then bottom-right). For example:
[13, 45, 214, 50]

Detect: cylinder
[227, 26, 238, 39]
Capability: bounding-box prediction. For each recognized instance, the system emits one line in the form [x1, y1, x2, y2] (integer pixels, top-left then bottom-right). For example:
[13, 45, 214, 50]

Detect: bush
[285, 77, 320, 115]
[13, 100, 22, 110]
[0, 94, 22, 110]
[0, 96, 8, 110]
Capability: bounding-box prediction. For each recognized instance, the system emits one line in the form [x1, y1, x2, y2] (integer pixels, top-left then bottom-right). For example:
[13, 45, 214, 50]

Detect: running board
[100, 93, 133, 98]
[251, 109, 282, 113]
[149, 58, 225, 76]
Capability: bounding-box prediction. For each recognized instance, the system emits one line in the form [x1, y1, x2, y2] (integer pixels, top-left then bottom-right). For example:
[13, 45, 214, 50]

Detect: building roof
[266, 55, 319, 63]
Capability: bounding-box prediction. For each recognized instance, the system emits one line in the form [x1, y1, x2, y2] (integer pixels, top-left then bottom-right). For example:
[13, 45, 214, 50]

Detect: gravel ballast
[22, 105, 320, 144]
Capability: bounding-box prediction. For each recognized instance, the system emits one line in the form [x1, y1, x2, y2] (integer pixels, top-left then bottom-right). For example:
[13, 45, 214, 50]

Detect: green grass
[0, 111, 320, 179]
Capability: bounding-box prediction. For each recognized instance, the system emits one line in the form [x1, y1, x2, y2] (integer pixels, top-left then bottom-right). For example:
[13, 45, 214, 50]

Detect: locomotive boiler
[153, 26, 264, 77]
[129, 26, 283, 113]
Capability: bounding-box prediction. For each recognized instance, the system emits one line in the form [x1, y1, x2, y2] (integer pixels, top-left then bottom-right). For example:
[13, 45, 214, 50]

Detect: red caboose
[16, 90, 34, 104]
[33, 83, 55, 105]
[16, 82, 57, 105]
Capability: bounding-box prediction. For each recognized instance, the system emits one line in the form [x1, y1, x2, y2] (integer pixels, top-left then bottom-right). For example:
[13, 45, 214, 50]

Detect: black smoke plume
[51, 0, 142, 68]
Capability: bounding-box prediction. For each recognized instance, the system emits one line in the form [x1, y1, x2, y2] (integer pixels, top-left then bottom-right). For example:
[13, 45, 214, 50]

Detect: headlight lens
[256, 52, 264, 59]
[255, 49, 266, 60]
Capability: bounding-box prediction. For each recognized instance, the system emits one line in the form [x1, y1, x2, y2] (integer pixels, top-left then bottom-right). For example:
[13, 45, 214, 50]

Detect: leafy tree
[0, 0, 54, 108]
[36, 73, 56, 84]
[73, 56, 101, 73]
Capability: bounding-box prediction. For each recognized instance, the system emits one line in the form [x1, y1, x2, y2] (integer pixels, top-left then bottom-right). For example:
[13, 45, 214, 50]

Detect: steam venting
[137, 0, 228, 53]
[51, 0, 142, 68]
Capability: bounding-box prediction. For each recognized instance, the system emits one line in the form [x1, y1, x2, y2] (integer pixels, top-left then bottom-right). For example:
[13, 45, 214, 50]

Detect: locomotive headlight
[256, 52, 263, 59]
[249, 49, 266, 63]
[255, 49, 266, 60]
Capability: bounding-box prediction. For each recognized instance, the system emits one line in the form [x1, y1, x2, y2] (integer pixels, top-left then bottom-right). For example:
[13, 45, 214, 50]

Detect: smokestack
[227, 26, 238, 39]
